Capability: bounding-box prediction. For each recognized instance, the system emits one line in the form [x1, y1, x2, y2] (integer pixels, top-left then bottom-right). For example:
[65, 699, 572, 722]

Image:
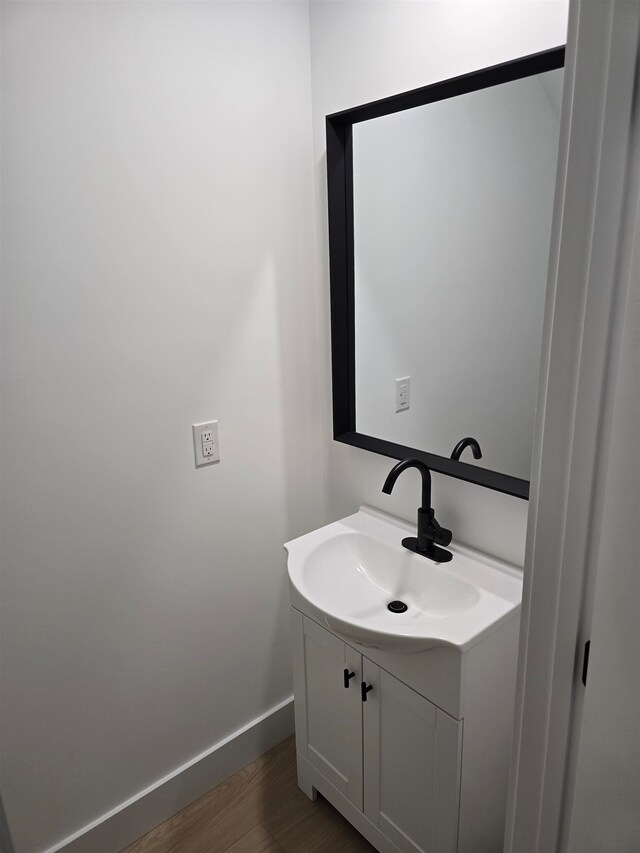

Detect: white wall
[0, 3, 322, 851]
[353, 72, 561, 480]
[309, 0, 569, 567]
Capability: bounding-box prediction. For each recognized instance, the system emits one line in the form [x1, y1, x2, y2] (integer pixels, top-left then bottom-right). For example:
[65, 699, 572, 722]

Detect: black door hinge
[581, 640, 591, 686]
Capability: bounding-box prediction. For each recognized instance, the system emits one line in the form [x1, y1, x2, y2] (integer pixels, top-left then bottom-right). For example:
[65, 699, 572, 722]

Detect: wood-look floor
[122, 736, 375, 853]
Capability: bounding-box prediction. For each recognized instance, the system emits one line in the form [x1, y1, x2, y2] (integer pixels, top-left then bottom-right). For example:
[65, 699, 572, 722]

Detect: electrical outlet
[395, 377, 410, 412]
[192, 421, 220, 467]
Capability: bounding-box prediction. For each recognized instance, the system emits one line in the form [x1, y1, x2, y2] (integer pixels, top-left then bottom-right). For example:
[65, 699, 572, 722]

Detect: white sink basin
[285, 506, 522, 652]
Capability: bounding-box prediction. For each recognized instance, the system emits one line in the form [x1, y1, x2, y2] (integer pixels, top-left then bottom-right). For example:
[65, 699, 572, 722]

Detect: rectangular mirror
[327, 48, 565, 499]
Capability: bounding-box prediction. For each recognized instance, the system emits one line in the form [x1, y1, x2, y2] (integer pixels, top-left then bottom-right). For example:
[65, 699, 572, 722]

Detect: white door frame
[505, 1, 640, 850]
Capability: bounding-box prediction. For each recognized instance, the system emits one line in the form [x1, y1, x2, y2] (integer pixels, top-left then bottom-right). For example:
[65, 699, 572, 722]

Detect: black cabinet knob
[343, 669, 355, 688]
[361, 682, 373, 702]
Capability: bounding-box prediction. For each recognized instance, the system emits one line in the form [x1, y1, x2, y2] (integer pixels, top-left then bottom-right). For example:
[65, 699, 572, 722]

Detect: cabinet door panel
[363, 661, 462, 853]
[300, 615, 363, 808]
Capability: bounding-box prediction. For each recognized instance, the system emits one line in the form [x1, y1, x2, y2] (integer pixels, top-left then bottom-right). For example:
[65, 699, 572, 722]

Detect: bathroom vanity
[286, 508, 522, 853]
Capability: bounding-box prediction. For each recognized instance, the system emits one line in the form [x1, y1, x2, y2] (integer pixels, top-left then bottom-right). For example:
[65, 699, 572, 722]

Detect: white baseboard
[46, 696, 295, 853]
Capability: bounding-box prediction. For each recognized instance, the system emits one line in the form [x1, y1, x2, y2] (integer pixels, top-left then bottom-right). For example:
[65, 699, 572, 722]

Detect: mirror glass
[352, 68, 563, 482]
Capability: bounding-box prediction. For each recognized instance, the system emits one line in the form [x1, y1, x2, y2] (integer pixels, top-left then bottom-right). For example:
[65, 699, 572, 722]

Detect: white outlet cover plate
[395, 376, 410, 412]
[192, 421, 220, 467]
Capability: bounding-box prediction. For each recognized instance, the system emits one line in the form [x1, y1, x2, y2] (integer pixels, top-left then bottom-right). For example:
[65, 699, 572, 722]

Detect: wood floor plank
[263, 789, 374, 852]
[222, 823, 283, 853]
[122, 734, 374, 853]
[123, 737, 298, 853]
[309, 821, 376, 853]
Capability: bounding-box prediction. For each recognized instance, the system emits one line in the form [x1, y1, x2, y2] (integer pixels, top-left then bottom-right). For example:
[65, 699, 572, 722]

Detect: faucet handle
[433, 526, 452, 547]
[429, 510, 452, 547]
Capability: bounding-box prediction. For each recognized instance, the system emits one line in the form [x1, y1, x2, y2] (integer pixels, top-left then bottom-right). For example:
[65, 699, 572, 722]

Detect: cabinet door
[292, 612, 363, 809]
[363, 659, 462, 853]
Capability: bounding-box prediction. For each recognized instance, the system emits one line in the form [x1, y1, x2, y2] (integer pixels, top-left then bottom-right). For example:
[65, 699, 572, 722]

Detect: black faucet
[382, 459, 453, 563]
[450, 437, 482, 461]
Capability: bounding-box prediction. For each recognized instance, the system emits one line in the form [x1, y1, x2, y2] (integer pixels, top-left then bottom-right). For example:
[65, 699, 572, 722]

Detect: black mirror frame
[326, 46, 565, 501]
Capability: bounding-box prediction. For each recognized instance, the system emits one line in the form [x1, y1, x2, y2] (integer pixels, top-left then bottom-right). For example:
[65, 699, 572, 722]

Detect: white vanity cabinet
[292, 611, 463, 853]
[286, 508, 522, 853]
[292, 612, 364, 809]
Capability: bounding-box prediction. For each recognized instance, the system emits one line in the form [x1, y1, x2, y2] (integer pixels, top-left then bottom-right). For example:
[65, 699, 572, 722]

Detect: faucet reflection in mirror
[450, 437, 483, 462]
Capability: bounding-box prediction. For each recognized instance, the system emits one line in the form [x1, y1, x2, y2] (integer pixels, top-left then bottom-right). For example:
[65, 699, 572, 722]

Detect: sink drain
[388, 600, 408, 614]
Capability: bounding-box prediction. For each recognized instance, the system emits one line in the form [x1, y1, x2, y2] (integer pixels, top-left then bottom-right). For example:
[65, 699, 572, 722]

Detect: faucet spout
[382, 458, 452, 563]
[382, 458, 431, 509]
